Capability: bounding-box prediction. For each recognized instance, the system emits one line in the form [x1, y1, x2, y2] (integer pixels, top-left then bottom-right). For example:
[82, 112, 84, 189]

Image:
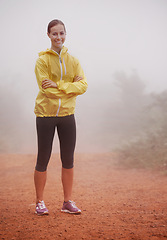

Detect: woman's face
[48, 24, 66, 53]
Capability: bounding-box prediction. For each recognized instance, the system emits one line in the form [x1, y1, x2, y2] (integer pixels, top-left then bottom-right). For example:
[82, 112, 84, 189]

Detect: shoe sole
[35, 211, 49, 216]
[61, 209, 81, 214]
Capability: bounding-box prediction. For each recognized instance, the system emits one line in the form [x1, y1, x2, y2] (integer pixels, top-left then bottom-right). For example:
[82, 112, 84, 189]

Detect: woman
[34, 19, 87, 215]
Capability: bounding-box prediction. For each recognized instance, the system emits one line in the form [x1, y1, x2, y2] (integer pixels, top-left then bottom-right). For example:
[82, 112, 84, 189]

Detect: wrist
[53, 82, 57, 88]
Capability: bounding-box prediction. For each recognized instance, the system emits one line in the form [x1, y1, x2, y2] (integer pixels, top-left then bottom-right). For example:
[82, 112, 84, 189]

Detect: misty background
[0, 0, 167, 154]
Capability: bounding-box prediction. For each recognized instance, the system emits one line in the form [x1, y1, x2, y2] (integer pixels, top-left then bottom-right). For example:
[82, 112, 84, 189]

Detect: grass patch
[115, 131, 167, 173]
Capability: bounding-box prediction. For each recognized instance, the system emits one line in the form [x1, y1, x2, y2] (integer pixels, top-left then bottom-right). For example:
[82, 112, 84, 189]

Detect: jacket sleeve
[56, 59, 88, 95]
[35, 58, 67, 99]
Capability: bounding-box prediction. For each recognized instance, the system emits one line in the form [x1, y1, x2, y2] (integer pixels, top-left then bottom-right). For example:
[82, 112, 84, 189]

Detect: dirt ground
[0, 153, 167, 240]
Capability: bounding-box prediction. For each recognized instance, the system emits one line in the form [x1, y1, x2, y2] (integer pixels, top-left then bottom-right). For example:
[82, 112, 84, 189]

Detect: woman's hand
[73, 75, 83, 82]
[42, 79, 57, 89]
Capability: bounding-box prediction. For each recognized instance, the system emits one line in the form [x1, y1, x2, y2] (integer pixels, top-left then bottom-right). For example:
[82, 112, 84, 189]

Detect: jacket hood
[38, 46, 68, 56]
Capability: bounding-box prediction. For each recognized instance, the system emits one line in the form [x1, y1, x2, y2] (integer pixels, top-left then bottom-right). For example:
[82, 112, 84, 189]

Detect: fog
[0, 0, 167, 153]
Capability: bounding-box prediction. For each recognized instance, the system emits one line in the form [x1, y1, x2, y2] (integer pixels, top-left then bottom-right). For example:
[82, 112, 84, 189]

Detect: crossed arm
[35, 57, 87, 98]
[42, 76, 83, 89]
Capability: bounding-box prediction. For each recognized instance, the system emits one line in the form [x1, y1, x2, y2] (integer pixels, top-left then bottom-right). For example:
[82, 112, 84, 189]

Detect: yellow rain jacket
[34, 46, 88, 117]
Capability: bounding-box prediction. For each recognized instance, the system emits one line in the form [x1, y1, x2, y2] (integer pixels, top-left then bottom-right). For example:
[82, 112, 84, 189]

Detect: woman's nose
[56, 34, 61, 39]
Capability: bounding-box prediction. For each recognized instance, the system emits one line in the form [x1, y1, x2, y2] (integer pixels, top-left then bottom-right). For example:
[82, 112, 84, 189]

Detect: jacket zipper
[56, 54, 63, 116]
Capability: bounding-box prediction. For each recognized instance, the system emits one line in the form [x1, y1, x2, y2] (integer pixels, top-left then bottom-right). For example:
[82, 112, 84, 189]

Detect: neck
[51, 45, 62, 54]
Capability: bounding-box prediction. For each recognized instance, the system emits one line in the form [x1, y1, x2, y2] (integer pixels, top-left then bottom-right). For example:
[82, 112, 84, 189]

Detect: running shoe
[35, 200, 49, 216]
[61, 200, 81, 214]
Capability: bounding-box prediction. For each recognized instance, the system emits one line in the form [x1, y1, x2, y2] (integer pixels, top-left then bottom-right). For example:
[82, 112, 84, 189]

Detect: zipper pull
[59, 56, 62, 63]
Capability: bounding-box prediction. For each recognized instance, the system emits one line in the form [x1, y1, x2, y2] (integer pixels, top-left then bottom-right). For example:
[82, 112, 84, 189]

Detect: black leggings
[35, 115, 76, 172]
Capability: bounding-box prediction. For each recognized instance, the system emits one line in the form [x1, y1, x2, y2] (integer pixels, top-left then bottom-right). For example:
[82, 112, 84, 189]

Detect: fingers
[76, 76, 83, 81]
[42, 79, 57, 89]
[42, 79, 51, 89]
[73, 75, 83, 82]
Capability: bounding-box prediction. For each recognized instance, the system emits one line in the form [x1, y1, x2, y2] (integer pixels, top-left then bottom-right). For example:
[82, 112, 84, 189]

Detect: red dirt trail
[0, 153, 167, 240]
